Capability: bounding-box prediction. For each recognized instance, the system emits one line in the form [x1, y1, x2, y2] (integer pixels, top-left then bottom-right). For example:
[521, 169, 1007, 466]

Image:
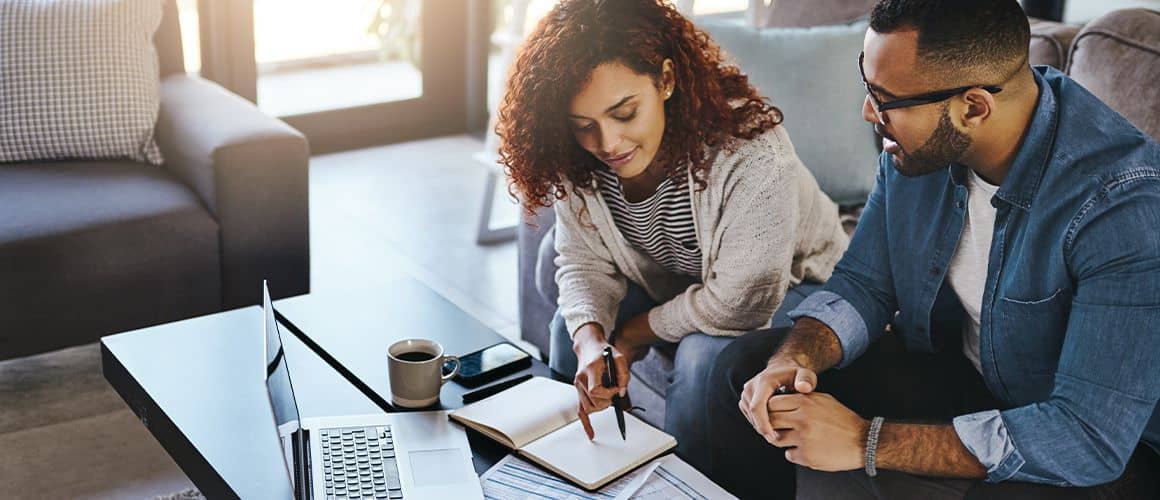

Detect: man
[704, 1, 1160, 498]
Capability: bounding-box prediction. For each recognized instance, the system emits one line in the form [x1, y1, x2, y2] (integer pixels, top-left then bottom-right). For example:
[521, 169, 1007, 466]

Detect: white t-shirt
[947, 169, 1000, 374]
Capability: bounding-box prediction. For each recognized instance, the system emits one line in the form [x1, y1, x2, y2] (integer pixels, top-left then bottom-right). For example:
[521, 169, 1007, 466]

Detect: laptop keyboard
[320, 425, 403, 499]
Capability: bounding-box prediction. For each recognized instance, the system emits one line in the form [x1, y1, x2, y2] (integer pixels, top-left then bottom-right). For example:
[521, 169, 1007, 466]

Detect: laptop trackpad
[409, 448, 470, 486]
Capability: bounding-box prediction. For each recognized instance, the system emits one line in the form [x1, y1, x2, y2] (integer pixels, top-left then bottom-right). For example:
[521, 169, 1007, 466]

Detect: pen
[461, 373, 534, 404]
[602, 346, 627, 441]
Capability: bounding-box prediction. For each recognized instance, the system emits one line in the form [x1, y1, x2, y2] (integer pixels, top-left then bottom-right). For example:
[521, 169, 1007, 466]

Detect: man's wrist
[779, 317, 842, 373]
[788, 317, 844, 371]
[869, 422, 989, 479]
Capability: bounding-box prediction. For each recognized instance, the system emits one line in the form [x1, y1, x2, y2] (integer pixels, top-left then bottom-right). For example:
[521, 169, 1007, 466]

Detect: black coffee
[396, 351, 435, 362]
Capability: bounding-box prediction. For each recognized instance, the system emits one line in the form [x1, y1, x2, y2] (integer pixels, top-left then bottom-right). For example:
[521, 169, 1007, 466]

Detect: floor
[0, 135, 522, 499]
[306, 135, 521, 343]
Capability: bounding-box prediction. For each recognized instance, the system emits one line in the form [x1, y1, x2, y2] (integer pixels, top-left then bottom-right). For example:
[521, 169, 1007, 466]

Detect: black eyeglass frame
[858, 52, 1003, 122]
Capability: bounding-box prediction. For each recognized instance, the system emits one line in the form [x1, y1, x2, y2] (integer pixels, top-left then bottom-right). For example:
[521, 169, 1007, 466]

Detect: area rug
[154, 488, 204, 500]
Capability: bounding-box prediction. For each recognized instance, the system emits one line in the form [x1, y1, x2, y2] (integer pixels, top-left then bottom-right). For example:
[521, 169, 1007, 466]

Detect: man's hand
[571, 324, 630, 440]
[739, 357, 819, 443]
[740, 316, 843, 443]
[766, 392, 869, 472]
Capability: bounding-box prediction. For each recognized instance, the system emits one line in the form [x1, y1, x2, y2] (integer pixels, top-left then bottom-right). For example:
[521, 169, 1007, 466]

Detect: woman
[496, 0, 848, 463]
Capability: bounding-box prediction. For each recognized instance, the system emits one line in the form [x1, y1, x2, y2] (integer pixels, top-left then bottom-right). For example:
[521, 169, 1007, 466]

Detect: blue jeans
[548, 280, 821, 471]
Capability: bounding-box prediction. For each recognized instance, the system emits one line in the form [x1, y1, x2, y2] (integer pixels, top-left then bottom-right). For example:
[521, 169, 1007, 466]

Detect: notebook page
[449, 376, 577, 448]
[522, 407, 676, 489]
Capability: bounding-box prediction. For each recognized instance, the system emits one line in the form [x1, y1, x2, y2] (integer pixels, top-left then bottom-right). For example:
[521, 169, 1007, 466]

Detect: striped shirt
[595, 167, 702, 277]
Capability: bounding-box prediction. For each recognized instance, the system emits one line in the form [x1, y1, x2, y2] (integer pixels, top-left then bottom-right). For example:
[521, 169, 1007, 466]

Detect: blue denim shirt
[790, 67, 1160, 487]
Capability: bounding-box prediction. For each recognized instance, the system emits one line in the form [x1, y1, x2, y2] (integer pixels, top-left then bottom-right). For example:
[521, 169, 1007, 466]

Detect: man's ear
[959, 88, 994, 129]
[661, 58, 676, 99]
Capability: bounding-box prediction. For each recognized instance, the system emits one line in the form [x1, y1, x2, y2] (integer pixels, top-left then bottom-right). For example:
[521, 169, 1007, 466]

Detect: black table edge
[100, 340, 242, 500]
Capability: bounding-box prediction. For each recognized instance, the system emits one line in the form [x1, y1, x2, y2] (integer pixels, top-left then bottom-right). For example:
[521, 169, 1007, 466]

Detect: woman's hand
[571, 323, 630, 440]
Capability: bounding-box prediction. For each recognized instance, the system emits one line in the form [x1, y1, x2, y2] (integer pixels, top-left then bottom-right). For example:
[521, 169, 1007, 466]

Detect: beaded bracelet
[865, 416, 885, 477]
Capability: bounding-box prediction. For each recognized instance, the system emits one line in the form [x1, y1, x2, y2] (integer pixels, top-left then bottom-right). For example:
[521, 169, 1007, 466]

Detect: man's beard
[878, 105, 971, 177]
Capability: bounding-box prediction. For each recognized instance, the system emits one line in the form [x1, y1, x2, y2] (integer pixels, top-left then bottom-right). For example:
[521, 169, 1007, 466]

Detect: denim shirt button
[929, 266, 941, 277]
[956, 200, 965, 209]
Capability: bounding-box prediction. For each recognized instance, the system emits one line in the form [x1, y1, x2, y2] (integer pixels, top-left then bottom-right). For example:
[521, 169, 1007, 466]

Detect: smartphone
[453, 342, 533, 388]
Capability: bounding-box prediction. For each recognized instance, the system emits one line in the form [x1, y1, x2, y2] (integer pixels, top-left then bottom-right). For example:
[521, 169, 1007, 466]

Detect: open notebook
[449, 376, 676, 490]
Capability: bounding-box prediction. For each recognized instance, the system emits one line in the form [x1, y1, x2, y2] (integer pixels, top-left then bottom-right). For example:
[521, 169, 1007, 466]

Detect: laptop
[261, 282, 484, 499]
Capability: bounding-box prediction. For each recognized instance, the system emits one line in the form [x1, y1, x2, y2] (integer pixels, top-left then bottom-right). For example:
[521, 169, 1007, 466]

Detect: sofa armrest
[155, 74, 310, 308]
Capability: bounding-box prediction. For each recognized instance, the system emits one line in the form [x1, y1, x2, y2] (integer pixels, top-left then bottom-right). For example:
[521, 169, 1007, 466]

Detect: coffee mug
[387, 338, 460, 408]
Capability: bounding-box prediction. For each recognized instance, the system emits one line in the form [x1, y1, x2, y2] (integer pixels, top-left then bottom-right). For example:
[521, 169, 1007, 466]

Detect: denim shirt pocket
[994, 289, 1071, 386]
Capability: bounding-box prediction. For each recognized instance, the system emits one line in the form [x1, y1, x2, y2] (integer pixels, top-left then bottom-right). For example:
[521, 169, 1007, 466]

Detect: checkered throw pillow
[0, 0, 164, 165]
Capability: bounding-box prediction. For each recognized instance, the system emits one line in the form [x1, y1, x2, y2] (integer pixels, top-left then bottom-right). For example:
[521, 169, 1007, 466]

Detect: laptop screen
[263, 282, 302, 441]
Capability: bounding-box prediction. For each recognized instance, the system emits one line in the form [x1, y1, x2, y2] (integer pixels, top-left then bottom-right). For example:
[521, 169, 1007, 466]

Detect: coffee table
[102, 278, 547, 499]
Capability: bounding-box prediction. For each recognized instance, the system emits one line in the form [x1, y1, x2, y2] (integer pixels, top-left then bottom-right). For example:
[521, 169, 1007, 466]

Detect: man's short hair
[870, 0, 1030, 78]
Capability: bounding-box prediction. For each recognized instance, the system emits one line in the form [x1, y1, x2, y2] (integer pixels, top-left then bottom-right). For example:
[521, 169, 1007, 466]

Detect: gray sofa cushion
[1066, 8, 1160, 141]
[697, 15, 878, 205]
[0, 161, 220, 359]
[0, 0, 164, 165]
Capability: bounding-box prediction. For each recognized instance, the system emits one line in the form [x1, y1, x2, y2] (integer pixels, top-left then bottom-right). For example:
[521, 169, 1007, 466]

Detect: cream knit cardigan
[554, 126, 849, 342]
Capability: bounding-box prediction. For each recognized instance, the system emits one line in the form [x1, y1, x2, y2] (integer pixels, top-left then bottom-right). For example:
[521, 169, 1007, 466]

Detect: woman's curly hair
[497, 0, 783, 217]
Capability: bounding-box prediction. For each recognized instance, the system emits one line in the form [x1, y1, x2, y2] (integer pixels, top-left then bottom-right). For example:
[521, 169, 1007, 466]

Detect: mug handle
[440, 355, 460, 384]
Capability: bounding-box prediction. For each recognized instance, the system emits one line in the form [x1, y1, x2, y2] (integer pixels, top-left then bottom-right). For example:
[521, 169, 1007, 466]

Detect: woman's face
[568, 60, 673, 179]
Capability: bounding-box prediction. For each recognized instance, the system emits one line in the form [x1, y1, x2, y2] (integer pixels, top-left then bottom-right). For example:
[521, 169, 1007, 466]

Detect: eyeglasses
[858, 51, 1002, 125]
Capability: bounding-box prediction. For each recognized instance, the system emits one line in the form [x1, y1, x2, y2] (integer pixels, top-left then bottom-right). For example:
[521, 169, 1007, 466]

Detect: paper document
[480, 454, 736, 500]
[612, 455, 736, 500]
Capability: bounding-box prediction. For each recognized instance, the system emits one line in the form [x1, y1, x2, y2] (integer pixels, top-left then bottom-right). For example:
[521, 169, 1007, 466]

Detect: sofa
[517, 7, 1160, 428]
[0, 0, 310, 361]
